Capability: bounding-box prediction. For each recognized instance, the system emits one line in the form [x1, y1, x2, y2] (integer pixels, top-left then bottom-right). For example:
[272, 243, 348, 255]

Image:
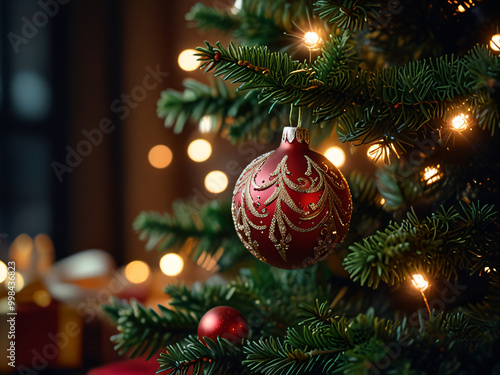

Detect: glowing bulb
[411, 274, 429, 291]
[324, 147, 345, 167]
[484, 267, 497, 274]
[303, 32, 321, 49]
[124, 260, 151, 284]
[380, 198, 386, 206]
[33, 290, 51, 307]
[451, 113, 468, 131]
[457, 5, 465, 12]
[205, 171, 228, 194]
[199, 116, 213, 133]
[178, 49, 200, 71]
[422, 165, 442, 185]
[148, 145, 173, 169]
[188, 139, 212, 162]
[0, 261, 7, 283]
[160, 253, 184, 276]
[490, 34, 500, 52]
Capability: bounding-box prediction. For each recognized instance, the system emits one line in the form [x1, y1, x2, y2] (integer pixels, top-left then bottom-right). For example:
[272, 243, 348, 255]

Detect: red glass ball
[232, 127, 352, 269]
[197, 306, 249, 345]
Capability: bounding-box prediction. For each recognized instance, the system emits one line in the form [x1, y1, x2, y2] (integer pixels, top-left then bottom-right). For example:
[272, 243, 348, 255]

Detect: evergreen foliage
[104, 0, 500, 373]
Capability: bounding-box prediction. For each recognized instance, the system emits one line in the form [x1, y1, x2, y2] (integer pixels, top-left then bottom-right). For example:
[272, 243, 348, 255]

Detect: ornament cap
[281, 127, 310, 145]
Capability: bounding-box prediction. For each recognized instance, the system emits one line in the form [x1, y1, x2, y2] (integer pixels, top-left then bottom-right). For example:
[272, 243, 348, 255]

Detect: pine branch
[314, 0, 385, 32]
[158, 335, 248, 375]
[102, 298, 198, 360]
[197, 40, 500, 148]
[244, 305, 500, 374]
[186, 3, 240, 32]
[134, 199, 246, 271]
[343, 201, 497, 288]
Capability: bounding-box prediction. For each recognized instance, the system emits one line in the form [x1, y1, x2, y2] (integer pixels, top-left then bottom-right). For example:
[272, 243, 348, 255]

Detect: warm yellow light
[188, 139, 212, 162]
[457, 5, 466, 12]
[204, 171, 229, 194]
[324, 147, 345, 168]
[148, 145, 173, 169]
[484, 267, 497, 274]
[0, 261, 7, 283]
[490, 34, 500, 52]
[422, 165, 442, 185]
[380, 198, 386, 206]
[411, 274, 429, 291]
[304, 32, 321, 49]
[178, 49, 200, 71]
[33, 290, 51, 307]
[14, 272, 24, 292]
[160, 253, 184, 276]
[231, 0, 243, 14]
[124, 260, 151, 284]
[452, 113, 468, 131]
[199, 116, 213, 133]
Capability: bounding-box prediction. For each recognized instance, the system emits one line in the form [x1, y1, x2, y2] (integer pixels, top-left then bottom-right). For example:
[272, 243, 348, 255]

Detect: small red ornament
[197, 306, 249, 345]
[232, 126, 352, 269]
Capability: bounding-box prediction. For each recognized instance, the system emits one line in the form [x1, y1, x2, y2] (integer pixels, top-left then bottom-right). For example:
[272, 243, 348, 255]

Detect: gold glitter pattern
[232, 145, 351, 263]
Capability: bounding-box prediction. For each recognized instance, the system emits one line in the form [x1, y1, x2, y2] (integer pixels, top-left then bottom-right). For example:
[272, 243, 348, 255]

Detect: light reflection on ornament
[452, 113, 468, 131]
[490, 34, 500, 52]
[412, 274, 429, 291]
[324, 147, 345, 168]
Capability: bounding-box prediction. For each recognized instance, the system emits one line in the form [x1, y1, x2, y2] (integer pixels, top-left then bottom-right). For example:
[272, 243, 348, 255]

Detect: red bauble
[197, 306, 249, 345]
[232, 127, 352, 269]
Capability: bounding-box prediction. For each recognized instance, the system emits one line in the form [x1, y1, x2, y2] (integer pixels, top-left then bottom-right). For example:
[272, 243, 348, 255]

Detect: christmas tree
[104, 0, 500, 373]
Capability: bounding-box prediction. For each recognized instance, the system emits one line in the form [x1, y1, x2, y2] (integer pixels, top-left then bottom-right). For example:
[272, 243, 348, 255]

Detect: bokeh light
[188, 139, 212, 162]
[0, 261, 7, 283]
[160, 253, 184, 276]
[490, 34, 500, 51]
[411, 274, 429, 291]
[204, 171, 229, 193]
[33, 290, 51, 307]
[124, 260, 151, 284]
[178, 49, 200, 71]
[148, 145, 173, 169]
[324, 147, 345, 168]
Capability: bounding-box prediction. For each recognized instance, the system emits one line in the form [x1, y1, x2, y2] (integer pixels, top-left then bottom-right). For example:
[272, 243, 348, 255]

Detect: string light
[422, 165, 443, 185]
[412, 274, 431, 316]
[490, 34, 500, 52]
[484, 267, 497, 274]
[380, 198, 386, 206]
[148, 145, 173, 169]
[324, 147, 345, 168]
[124, 261, 151, 284]
[303, 31, 321, 49]
[204, 171, 229, 194]
[160, 253, 184, 276]
[367, 143, 394, 162]
[188, 139, 212, 162]
[178, 49, 200, 71]
[451, 113, 469, 131]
